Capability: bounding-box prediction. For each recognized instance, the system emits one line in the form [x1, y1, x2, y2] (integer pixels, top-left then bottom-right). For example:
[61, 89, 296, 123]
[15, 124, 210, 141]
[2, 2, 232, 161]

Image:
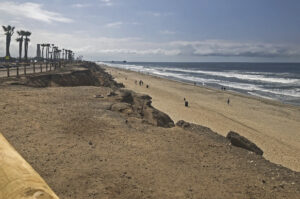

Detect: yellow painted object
[0, 133, 59, 199]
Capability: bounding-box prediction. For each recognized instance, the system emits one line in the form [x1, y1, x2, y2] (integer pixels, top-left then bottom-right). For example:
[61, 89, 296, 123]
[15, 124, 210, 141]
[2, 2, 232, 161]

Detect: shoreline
[98, 62, 300, 107]
[103, 64, 300, 171]
[104, 64, 300, 110]
[103, 64, 300, 109]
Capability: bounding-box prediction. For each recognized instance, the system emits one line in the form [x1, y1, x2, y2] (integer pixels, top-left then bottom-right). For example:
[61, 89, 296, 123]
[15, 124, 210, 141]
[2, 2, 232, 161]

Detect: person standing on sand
[227, 98, 230, 105]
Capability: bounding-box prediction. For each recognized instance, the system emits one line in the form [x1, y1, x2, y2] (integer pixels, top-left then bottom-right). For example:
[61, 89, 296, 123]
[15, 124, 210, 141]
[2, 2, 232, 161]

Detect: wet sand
[105, 65, 300, 171]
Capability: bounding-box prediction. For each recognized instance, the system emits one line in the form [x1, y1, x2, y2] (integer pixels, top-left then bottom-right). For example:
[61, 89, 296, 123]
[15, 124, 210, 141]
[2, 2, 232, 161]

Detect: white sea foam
[247, 92, 274, 100]
[258, 88, 300, 98]
[163, 68, 300, 84]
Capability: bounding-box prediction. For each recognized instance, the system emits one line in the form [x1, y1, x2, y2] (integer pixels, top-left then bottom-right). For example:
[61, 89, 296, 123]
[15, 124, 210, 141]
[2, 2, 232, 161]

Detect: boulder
[151, 109, 175, 128]
[226, 131, 263, 155]
[119, 90, 134, 104]
[176, 120, 191, 128]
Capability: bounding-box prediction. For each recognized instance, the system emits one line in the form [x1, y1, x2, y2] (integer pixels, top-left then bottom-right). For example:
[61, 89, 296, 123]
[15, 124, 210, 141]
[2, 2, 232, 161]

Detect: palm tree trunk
[18, 40, 22, 61]
[46, 47, 49, 60]
[6, 35, 11, 57]
[42, 47, 44, 60]
[24, 41, 28, 60]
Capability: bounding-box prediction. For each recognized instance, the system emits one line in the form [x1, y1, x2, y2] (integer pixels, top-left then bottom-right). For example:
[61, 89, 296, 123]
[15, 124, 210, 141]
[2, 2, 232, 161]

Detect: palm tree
[23, 31, 31, 61]
[16, 30, 26, 61]
[57, 49, 61, 59]
[45, 44, 50, 60]
[62, 49, 65, 60]
[41, 44, 46, 60]
[2, 25, 15, 59]
[53, 46, 58, 60]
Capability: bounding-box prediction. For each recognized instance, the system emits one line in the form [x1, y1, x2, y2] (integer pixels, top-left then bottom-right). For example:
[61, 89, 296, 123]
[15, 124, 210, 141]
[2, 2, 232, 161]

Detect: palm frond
[2, 26, 8, 32]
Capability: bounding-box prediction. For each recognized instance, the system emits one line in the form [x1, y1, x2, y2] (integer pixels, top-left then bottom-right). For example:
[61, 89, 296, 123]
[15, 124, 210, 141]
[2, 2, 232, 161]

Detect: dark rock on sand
[119, 90, 134, 104]
[107, 91, 117, 97]
[176, 120, 191, 128]
[142, 108, 175, 128]
[176, 120, 227, 144]
[226, 131, 263, 155]
[111, 89, 175, 128]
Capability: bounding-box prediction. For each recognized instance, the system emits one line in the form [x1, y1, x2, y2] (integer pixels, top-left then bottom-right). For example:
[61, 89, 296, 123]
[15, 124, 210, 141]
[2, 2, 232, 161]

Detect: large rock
[143, 108, 175, 128]
[226, 131, 263, 155]
[117, 90, 134, 104]
[176, 120, 191, 128]
[111, 90, 175, 128]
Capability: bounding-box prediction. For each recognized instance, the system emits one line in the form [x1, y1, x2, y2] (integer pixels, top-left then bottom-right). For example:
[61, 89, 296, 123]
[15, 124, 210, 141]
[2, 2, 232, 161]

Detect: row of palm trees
[16, 30, 31, 61]
[2, 25, 75, 62]
[2, 25, 31, 61]
[39, 43, 74, 61]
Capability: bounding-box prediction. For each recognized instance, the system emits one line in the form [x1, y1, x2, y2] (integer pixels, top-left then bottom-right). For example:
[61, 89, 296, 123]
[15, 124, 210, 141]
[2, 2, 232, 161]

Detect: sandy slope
[0, 85, 299, 199]
[105, 66, 300, 171]
[0, 64, 299, 198]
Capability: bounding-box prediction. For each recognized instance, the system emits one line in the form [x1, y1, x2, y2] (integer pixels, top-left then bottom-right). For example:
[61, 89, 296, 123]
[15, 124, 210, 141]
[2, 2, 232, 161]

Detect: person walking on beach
[185, 100, 189, 107]
[227, 98, 230, 105]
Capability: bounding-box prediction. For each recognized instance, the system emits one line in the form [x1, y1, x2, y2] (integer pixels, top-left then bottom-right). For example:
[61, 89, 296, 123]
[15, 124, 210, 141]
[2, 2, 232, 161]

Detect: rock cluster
[110, 89, 175, 128]
[226, 131, 263, 155]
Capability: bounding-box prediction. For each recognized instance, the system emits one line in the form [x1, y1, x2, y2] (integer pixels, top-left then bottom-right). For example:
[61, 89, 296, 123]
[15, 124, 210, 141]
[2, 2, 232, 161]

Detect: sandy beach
[0, 63, 299, 198]
[105, 65, 300, 172]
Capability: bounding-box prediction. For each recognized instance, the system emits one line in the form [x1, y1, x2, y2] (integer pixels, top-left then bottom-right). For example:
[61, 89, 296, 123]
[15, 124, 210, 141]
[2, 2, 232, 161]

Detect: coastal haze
[1, 0, 300, 198]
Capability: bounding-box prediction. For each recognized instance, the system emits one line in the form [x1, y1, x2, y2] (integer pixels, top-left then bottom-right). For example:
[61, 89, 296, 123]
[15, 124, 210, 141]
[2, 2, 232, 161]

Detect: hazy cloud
[105, 21, 123, 28]
[0, 2, 72, 23]
[100, 0, 114, 6]
[160, 30, 176, 35]
[105, 21, 140, 28]
[72, 3, 91, 8]
[171, 40, 300, 57]
[142, 11, 173, 17]
[98, 49, 180, 56]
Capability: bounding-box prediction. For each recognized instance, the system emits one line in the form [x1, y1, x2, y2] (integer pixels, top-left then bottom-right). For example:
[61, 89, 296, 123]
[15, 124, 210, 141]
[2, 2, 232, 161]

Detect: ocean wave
[247, 92, 274, 100]
[163, 68, 299, 84]
[258, 88, 300, 98]
[98, 62, 300, 99]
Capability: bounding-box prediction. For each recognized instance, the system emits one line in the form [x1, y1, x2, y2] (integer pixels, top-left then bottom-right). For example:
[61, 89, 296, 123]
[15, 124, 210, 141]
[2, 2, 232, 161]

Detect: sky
[0, 0, 300, 62]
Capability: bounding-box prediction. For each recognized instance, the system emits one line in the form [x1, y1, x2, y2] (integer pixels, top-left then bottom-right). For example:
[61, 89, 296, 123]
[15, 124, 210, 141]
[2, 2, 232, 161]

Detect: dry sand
[0, 63, 299, 198]
[105, 66, 300, 172]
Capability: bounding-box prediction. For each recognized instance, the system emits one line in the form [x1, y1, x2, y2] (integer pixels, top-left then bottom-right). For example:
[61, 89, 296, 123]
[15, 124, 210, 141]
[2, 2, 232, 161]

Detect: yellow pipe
[0, 133, 59, 199]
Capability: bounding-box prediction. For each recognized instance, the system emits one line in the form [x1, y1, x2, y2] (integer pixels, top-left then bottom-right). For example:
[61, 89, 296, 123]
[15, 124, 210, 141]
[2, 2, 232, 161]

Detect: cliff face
[0, 62, 123, 88]
[24, 63, 123, 88]
[0, 62, 299, 199]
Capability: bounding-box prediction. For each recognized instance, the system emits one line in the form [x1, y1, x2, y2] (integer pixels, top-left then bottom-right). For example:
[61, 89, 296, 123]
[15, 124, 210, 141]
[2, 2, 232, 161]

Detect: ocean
[98, 62, 300, 106]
